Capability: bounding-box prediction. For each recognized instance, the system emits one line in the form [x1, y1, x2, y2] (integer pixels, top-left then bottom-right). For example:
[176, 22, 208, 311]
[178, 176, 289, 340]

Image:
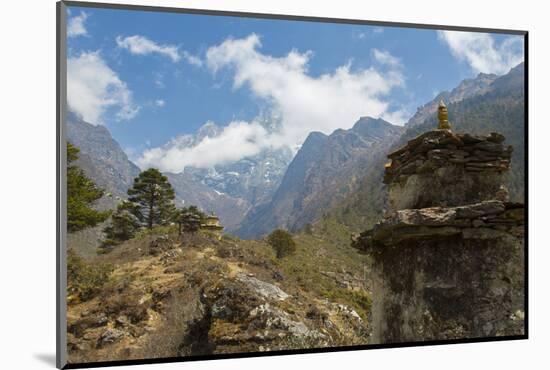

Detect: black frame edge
[523, 32, 529, 339]
[63, 335, 528, 369]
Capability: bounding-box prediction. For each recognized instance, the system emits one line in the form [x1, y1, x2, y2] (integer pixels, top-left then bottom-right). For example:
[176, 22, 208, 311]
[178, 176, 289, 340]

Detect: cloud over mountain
[137, 34, 408, 172]
[136, 120, 278, 172]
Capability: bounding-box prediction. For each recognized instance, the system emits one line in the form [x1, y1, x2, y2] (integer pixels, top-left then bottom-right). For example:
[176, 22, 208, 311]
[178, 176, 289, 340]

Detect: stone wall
[385, 130, 512, 210]
[353, 128, 525, 344]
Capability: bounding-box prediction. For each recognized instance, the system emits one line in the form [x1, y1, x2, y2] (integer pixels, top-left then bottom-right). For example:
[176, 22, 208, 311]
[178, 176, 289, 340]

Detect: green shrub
[266, 229, 296, 259]
[101, 201, 141, 250]
[349, 290, 372, 316]
[67, 249, 113, 302]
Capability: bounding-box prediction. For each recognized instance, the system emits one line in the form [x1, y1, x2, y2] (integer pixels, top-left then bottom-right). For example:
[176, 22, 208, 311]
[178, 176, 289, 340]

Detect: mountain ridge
[330, 62, 525, 233]
[406, 71, 498, 128]
[235, 117, 404, 238]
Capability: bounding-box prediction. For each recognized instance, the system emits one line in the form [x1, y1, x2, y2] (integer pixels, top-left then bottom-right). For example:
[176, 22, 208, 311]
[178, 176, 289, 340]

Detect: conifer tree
[67, 142, 110, 232]
[127, 168, 176, 229]
[101, 201, 140, 249]
[266, 229, 296, 259]
[174, 206, 205, 234]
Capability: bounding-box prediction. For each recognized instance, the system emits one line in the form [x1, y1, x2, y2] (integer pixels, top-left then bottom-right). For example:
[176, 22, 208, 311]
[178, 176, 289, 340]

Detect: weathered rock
[97, 328, 125, 348]
[115, 315, 129, 328]
[68, 313, 109, 337]
[236, 273, 289, 301]
[353, 201, 523, 252]
[249, 303, 323, 339]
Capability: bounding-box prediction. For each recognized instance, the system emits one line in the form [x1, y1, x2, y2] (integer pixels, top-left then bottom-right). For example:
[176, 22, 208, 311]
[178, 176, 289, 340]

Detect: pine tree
[101, 201, 140, 249]
[127, 168, 176, 229]
[266, 229, 296, 259]
[67, 142, 110, 232]
[174, 206, 205, 234]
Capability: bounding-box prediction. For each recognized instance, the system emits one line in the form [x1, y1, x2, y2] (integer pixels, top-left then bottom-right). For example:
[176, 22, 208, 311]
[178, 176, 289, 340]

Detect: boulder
[97, 328, 125, 348]
[237, 273, 289, 301]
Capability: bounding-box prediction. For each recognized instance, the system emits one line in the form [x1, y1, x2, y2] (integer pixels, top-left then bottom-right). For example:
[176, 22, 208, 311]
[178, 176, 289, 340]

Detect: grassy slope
[226, 219, 372, 320]
[67, 224, 372, 363]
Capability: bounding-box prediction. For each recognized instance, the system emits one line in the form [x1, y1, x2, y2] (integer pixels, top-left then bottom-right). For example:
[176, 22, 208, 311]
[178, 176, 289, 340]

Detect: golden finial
[437, 100, 452, 130]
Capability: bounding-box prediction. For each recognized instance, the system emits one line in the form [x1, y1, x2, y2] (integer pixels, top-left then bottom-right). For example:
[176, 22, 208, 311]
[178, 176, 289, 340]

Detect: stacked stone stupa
[353, 101, 525, 343]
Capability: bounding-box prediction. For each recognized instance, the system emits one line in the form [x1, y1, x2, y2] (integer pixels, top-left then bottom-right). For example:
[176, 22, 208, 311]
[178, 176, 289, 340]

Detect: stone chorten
[200, 213, 224, 240]
[353, 103, 525, 343]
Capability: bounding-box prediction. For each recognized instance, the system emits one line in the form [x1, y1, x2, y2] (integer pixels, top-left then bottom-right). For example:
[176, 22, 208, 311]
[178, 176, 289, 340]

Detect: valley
[65, 61, 525, 363]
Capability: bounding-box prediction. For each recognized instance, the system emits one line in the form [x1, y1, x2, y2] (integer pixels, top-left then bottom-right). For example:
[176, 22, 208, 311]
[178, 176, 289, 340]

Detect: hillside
[67, 113, 141, 208]
[236, 118, 403, 238]
[330, 62, 525, 232]
[66, 115, 251, 245]
[66, 115, 291, 236]
[405, 72, 498, 128]
[67, 227, 372, 363]
[402, 62, 525, 200]
[165, 171, 251, 231]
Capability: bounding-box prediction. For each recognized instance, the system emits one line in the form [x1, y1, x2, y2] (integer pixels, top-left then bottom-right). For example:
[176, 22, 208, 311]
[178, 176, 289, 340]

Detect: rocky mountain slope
[67, 113, 141, 208]
[236, 118, 403, 238]
[185, 121, 293, 207]
[66, 62, 524, 243]
[165, 171, 249, 231]
[406, 72, 498, 128]
[67, 114, 142, 258]
[330, 62, 525, 233]
[171, 121, 294, 230]
[65, 116, 265, 234]
[67, 227, 372, 363]
[403, 62, 525, 200]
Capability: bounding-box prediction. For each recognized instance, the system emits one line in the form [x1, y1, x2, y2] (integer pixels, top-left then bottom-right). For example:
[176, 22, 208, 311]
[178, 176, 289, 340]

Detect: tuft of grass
[264, 227, 372, 320]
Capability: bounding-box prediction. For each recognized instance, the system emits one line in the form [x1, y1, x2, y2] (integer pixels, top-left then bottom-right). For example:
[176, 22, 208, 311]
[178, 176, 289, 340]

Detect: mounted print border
[57, 1, 528, 368]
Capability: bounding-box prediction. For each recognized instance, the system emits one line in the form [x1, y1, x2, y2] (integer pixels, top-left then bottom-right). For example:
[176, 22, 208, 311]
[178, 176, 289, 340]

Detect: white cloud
[137, 121, 275, 171]
[372, 49, 401, 67]
[182, 51, 203, 67]
[438, 31, 524, 75]
[137, 34, 407, 171]
[206, 34, 405, 144]
[116, 35, 181, 62]
[155, 99, 165, 107]
[67, 11, 88, 38]
[116, 35, 203, 66]
[67, 51, 139, 124]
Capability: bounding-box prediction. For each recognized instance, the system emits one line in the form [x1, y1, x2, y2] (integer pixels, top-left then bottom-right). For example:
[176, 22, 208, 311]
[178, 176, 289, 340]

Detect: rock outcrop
[352, 117, 525, 343]
[67, 231, 372, 364]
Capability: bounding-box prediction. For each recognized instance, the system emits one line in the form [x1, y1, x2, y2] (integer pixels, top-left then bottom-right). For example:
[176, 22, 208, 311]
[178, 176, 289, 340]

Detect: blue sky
[66, 5, 524, 172]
